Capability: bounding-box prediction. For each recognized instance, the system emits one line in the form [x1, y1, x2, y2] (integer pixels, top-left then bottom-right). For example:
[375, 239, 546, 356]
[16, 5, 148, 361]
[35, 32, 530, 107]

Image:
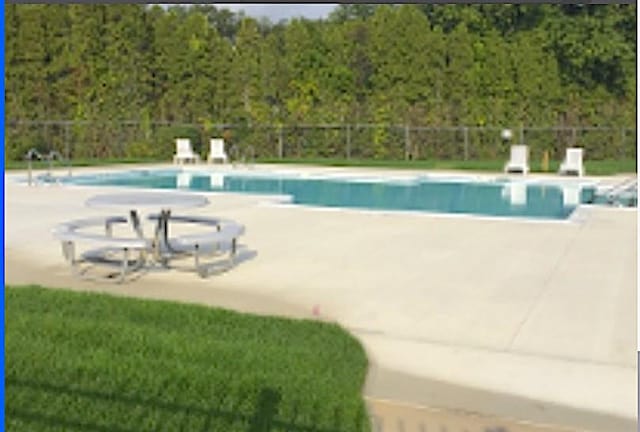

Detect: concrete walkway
[4, 165, 637, 431]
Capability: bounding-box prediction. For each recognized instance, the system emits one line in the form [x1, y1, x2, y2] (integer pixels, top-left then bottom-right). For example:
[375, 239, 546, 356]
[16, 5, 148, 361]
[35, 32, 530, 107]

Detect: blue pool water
[57, 169, 595, 220]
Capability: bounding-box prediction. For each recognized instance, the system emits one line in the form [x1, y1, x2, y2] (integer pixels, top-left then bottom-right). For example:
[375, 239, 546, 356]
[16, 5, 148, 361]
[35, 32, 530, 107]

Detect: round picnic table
[86, 192, 209, 210]
[86, 192, 210, 260]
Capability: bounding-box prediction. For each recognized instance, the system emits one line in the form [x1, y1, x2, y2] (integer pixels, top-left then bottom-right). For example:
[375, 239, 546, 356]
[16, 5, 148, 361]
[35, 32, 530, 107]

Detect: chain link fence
[5, 120, 636, 164]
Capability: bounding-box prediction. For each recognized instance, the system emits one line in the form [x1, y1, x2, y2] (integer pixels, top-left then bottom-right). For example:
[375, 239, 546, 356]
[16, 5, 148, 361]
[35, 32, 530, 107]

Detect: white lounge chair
[173, 138, 200, 164]
[504, 145, 529, 174]
[208, 138, 228, 164]
[559, 147, 584, 177]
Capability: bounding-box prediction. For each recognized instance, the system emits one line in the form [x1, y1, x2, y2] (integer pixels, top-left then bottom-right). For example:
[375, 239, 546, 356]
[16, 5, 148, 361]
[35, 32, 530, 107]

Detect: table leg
[152, 209, 177, 264]
[152, 210, 166, 263]
[129, 210, 144, 239]
[161, 209, 178, 254]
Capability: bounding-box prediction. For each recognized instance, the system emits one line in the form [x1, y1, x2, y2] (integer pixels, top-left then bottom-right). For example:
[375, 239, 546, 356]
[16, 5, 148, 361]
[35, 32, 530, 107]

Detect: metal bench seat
[52, 216, 151, 283]
[147, 213, 246, 277]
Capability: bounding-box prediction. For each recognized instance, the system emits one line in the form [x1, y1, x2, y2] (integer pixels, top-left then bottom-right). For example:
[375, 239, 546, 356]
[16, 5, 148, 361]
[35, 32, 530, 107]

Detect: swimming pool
[54, 169, 594, 220]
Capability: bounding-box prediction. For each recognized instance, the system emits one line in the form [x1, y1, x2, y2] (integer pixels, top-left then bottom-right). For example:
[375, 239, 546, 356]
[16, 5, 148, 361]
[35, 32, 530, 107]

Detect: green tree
[3, 4, 636, 163]
[232, 18, 266, 125]
[442, 22, 475, 125]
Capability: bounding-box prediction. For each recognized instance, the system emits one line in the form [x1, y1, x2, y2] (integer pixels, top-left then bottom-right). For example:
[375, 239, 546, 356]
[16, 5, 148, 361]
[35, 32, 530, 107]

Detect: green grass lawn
[5, 286, 370, 432]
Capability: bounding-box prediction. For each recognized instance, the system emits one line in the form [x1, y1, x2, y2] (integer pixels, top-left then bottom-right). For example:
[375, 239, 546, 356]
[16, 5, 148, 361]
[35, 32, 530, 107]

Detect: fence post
[277, 125, 283, 159]
[65, 122, 71, 176]
[404, 124, 410, 160]
[519, 125, 524, 145]
[346, 124, 351, 160]
[463, 126, 469, 161]
[571, 127, 577, 147]
[43, 123, 49, 154]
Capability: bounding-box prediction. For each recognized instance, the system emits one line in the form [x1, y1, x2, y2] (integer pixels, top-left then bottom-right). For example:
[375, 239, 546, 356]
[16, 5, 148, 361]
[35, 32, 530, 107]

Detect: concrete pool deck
[4, 164, 637, 431]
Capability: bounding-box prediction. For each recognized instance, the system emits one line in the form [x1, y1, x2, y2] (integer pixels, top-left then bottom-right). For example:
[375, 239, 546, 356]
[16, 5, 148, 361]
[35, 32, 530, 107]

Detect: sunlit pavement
[5, 164, 637, 431]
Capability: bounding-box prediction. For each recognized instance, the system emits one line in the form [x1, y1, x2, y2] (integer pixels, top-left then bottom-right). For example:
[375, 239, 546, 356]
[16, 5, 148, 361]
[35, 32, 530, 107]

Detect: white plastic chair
[173, 138, 200, 164]
[559, 147, 584, 177]
[208, 138, 228, 164]
[504, 145, 529, 174]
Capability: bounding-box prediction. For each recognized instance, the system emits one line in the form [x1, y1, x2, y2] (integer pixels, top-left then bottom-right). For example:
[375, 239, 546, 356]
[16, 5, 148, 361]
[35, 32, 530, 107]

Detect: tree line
[4, 4, 636, 161]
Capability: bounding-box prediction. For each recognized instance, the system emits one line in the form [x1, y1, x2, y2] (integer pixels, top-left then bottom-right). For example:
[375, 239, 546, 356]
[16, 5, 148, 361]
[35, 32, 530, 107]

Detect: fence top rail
[5, 120, 636, 132]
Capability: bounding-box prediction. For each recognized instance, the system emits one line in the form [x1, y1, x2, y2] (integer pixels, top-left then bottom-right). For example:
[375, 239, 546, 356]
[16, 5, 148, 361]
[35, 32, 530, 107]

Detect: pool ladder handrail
[601, 177, 638, 206]
[607, 178, 637, 197]
[25, 148, 72, 186]
[25, 148, 44, 186]
[48, 150, 72, 178]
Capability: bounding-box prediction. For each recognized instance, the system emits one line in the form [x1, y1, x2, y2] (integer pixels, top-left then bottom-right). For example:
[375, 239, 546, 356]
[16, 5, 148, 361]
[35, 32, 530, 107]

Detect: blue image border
[1, 0, 7, 427]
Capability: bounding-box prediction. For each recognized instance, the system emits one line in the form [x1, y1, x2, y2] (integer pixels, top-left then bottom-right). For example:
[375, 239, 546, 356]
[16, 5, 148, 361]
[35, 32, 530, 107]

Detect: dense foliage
[6, 285, 370, 431]
[4, 4, 636, 162]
